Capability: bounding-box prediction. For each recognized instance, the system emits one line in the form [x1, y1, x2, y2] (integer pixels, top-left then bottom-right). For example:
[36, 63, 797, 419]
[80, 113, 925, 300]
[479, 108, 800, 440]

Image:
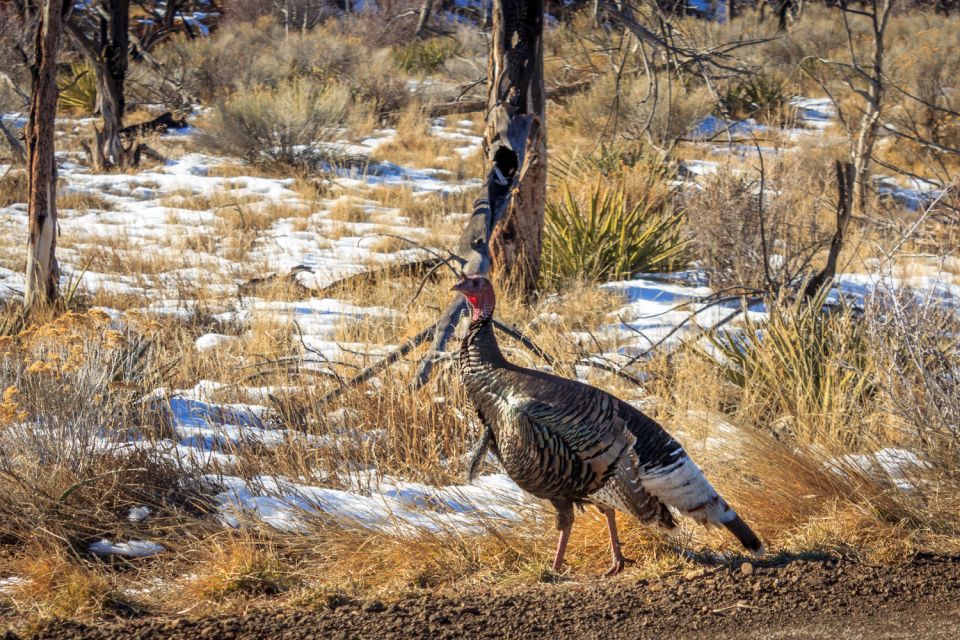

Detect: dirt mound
[16, 553, 960, 640]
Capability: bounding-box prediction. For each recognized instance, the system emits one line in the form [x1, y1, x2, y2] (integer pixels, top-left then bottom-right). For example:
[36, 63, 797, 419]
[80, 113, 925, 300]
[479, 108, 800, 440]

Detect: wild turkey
[453, 275, 763, 575]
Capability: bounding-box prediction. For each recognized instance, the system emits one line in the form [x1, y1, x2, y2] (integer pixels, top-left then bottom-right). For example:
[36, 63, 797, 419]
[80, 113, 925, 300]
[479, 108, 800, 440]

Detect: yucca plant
[703, 289, 876, 446]
[720, 74, 792, 124]
[542, 180, 687, 286]
[58, 62, 98, 115]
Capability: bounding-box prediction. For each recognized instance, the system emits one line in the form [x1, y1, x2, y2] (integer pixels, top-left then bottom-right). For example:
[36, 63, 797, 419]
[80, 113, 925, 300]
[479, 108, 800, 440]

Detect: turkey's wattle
[452, 275, 763, 575]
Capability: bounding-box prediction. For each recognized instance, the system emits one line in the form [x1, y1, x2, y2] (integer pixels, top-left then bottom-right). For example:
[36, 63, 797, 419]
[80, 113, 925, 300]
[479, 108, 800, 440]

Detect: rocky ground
[11, 553, 960, 640]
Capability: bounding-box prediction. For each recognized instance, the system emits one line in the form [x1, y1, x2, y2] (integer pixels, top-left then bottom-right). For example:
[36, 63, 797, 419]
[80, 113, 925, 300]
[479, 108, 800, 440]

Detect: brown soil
[11, 553, 960, 640]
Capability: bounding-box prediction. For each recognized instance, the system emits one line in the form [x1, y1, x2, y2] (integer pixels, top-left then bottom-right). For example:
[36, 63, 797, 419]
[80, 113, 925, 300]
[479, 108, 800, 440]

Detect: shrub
[201, 78, 352, 168]
[0, 169, 27, 207]
[719, 74, 793, 125]
[392, 38, 459, 75]
[542, 179, 687, 285]
[0, 311, 204, 551]
[681, 162, 831, 291]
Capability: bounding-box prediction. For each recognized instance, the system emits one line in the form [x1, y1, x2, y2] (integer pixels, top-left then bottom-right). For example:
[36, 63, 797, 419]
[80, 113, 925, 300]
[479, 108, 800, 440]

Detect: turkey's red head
[451, 275, 495, 322]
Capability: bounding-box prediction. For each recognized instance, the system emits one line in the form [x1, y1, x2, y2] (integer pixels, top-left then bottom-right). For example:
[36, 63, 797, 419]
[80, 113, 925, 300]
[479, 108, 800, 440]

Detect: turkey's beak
[450, 279, 468, 293]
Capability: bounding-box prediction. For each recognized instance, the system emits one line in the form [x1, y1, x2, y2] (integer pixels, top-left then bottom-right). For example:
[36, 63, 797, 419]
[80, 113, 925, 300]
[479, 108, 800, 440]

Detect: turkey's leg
[550, 500, 574, 573]
[602, 508, 628, 576]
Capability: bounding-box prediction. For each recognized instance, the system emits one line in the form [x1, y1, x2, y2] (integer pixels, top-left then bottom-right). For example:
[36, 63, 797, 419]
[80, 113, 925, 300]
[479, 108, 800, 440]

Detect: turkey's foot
[603, 554, 635, 577]
[601, 508, 632, 577]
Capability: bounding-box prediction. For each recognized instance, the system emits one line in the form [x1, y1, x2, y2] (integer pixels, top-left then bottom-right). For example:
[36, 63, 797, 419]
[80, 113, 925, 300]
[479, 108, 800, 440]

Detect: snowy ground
[0, 99, 956, 559]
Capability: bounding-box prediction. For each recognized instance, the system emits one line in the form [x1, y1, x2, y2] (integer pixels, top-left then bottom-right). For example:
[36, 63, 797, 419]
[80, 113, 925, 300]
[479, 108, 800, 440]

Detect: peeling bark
[24, 0, 67, 311]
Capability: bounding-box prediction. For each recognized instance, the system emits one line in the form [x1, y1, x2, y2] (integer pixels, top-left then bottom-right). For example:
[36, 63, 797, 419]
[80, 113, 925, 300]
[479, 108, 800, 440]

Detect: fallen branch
[428, 78, 594, 117]
[493, 319, 565, 373]
[313, 323, 437, 406]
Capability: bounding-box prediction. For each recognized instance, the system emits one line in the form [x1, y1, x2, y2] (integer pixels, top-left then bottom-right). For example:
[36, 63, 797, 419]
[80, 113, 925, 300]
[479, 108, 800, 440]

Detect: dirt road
[14, 553, 960, 639]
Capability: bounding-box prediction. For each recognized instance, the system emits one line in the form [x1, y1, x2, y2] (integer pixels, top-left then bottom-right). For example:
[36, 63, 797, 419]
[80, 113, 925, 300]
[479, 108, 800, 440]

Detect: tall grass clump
[201, 78, 353, 168]
[704, 290, 875, 445]
[542, 179, 686, 286]
[684, 289, 960, 555]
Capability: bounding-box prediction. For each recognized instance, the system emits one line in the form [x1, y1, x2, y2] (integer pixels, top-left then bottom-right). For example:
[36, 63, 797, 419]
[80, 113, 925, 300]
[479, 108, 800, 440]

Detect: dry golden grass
[3, 6, 960, 627]
[6, 551, 115, 619]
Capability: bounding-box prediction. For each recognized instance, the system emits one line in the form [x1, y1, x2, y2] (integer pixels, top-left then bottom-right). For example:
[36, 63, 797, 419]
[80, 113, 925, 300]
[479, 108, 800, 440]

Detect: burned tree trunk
[485, 0, 546, 296]
[24, 0, 67, 311]
[413, 0, 546, 386]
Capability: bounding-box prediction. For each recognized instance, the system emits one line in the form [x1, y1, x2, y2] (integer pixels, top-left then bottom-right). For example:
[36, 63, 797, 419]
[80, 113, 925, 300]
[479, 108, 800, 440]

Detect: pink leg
[553, 522, 572, 572]
[603, 509, 628, 577]
[550, 499, 575, 573]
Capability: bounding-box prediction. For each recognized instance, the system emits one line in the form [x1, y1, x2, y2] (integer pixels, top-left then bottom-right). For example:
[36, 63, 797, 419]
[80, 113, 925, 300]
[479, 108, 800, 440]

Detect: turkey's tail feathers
[636, 452, 764, 556]
[723, 514, 764, 557]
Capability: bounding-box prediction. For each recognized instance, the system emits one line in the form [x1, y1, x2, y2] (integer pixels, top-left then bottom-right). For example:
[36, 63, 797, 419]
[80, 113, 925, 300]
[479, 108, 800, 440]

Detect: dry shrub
[392, 38, 460, 75]
[0, 311, 207, 552]
[0, 169, 27, 207]
[201, 78, 354, 168]
[682, 161, 832, 290]
[881, 14, 960, 178]
[146, 21, 411, 118]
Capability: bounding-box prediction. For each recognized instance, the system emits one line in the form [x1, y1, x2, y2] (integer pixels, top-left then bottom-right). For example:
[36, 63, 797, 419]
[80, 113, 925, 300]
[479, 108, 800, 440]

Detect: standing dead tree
[843, 0, 891, 219]
[308, 0, 546, 406]
[804, 161, 855, 298]
[486, 0, 547, 297]
[66, 0, 141, 170]
[809, 0, 892, 218]
[24, 0, 69, 311]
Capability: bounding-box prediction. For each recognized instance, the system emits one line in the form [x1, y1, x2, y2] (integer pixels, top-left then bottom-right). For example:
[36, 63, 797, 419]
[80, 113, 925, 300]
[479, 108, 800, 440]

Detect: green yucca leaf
[58, 62, 98, 116]
[542, 179, 687, 286]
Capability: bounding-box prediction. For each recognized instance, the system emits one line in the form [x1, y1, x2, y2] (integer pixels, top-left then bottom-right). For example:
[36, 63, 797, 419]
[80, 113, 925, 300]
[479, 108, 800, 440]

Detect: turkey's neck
[460, 314, 509, 398]
[462, 314, 506, 368]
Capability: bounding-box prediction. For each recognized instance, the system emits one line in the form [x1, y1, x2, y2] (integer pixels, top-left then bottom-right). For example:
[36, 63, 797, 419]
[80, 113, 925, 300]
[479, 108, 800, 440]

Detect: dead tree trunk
[68, 0, 139, 170]
[413, 0, 545, 386]
[24, 0, 67, 311]
[300, 0, 548, 397]
[485, 0, 546, 296]
[804, 161, 855, 299]
[845, 0, 891, 218]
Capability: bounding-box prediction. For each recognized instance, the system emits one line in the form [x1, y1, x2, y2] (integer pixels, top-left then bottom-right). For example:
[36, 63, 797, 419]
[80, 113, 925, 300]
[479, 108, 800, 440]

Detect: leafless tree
[24, 0, 69, 311]
[67, 0, 141, 170]
[839, 0, 892, 218]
